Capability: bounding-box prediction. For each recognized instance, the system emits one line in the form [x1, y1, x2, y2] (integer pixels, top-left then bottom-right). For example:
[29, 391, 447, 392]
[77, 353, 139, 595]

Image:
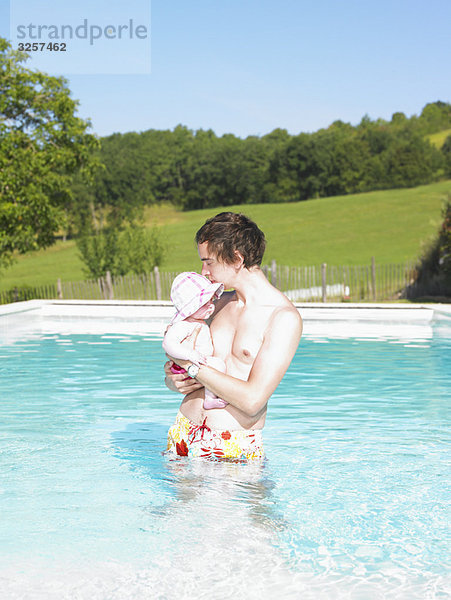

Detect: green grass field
[1, 180, 450, 292]
[427, 128, 451, 148]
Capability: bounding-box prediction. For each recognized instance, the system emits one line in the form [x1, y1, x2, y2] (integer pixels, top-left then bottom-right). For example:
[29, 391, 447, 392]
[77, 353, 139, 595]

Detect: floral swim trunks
[167, 411, 264, 461]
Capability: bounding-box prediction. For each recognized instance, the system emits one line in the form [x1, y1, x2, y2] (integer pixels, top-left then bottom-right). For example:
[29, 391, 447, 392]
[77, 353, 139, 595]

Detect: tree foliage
[76, 223, 165, 279]
[73, 101, 450, 216]
[412, 197, 451, 298]
[442, 135, 451, 178]
[0, 37, 100, 271]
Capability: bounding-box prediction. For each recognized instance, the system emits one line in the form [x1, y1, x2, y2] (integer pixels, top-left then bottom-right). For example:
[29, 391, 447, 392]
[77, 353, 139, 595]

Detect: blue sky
[1, 0, 450, 138]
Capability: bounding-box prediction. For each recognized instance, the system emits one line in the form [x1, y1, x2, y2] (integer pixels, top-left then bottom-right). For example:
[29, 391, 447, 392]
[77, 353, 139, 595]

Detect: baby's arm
[162, 322, 206, 366]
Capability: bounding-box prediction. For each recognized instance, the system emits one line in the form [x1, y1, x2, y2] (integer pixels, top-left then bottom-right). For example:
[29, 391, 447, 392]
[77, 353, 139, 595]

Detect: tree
[442, 135, 451, 178]
[417, 101, 451, 134]
[76, 223, 165, 279]
[384, 131, 443, 188]
[411, 198, 451, 298]
[267, 133, 329, 202]
[391, 112, 407, 126]
[60, 100, 451, 224]
[0, 38, 99, 272]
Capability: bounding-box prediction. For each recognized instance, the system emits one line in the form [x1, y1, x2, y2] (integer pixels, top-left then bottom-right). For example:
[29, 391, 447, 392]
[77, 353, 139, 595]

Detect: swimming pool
[1, 302, 450, 599]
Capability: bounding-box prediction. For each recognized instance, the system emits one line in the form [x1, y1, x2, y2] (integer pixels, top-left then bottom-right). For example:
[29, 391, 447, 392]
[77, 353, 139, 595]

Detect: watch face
[188, 364, 199, 378]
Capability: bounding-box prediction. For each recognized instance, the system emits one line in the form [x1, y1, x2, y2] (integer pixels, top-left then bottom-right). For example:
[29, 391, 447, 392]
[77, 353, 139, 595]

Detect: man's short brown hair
[195, 212, 266, 268]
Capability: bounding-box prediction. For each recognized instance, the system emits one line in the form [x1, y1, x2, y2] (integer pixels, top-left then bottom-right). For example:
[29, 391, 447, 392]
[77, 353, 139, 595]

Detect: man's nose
[201, 263, 209, 276]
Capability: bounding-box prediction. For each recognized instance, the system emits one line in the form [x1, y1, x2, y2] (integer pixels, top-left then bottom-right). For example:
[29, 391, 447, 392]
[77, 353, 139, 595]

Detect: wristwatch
[187, 363, 200, 378]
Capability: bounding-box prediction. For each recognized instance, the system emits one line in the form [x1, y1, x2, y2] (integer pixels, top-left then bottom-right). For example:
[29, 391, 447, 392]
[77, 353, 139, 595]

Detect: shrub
[76, 223, 166, 279]
[409, 197, 451, 298]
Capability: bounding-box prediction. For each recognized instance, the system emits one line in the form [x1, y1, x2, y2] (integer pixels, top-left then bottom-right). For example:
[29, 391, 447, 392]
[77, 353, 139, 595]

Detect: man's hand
[164, 360, 203, 395]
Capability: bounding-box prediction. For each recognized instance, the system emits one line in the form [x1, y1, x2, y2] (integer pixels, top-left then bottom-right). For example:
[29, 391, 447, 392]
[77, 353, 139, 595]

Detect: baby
[163, 271, 228, 410]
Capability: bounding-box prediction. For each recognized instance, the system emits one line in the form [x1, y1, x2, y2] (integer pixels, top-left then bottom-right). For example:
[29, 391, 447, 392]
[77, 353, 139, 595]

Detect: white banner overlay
[9, 0, 151, 75]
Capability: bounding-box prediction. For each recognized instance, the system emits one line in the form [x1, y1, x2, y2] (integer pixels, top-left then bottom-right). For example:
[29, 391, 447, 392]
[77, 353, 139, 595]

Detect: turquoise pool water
[0, 316, 450, 599]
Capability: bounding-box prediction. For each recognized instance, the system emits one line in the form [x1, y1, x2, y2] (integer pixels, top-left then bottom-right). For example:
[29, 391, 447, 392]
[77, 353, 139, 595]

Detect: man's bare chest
[210, 304, 272, 365]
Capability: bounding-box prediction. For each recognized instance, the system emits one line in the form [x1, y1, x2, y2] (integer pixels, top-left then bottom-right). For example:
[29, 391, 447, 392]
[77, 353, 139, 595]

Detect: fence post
[271, 259, 277, 288]
[154, 266, 162, 300]
[57, 278, 63, 299]
[371, 256, 376, 301]
[105, 271, 114, 300]
[14, 287, 19, 302]
[321, 263, 327, 302]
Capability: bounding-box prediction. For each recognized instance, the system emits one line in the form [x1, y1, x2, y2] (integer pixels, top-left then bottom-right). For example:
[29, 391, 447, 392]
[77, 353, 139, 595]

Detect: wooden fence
[263, 259, 418, 302]
[0, 260, 420, 305]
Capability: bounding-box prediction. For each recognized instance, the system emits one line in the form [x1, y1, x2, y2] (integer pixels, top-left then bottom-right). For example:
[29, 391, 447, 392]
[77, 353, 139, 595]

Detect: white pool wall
[1, 299, 450, 343]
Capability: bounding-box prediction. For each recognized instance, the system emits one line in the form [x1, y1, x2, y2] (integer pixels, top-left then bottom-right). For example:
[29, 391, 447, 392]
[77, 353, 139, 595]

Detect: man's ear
[233, 251, 244, 270]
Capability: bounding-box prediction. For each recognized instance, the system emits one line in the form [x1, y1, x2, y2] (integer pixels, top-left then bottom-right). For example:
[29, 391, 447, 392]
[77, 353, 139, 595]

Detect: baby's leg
[203, 356, 228, 410]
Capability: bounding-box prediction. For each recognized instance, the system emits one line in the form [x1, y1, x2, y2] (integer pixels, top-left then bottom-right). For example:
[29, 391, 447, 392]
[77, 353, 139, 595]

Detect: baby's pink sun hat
[170, 272, 224, 324]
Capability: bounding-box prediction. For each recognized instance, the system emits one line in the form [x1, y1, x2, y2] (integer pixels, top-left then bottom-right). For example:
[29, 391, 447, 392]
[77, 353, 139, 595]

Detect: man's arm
[169, 307, 302, 417]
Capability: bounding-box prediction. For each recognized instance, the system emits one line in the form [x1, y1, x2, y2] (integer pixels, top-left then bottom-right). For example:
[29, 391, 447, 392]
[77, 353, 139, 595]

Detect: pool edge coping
[1, 299, 450, 322]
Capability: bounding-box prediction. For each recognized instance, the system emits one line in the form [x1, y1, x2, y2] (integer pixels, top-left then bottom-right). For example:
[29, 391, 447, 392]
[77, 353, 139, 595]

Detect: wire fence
[0, 259, 423, 305]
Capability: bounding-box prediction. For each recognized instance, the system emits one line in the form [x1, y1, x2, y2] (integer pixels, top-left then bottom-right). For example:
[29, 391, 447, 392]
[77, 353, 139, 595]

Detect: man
[164, 212, 302, 460]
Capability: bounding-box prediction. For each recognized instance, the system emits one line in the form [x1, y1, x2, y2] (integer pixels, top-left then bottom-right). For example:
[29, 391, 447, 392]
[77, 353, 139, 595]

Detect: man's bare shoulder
[267, 300, 303, 337]
[274, 300, 302, 321]
[264, 285, 302, 317]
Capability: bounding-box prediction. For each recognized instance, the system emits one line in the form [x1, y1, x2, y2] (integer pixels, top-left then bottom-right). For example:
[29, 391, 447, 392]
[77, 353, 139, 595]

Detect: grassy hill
[427, 128, 451, 148]
[1, 180, 450, 292]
